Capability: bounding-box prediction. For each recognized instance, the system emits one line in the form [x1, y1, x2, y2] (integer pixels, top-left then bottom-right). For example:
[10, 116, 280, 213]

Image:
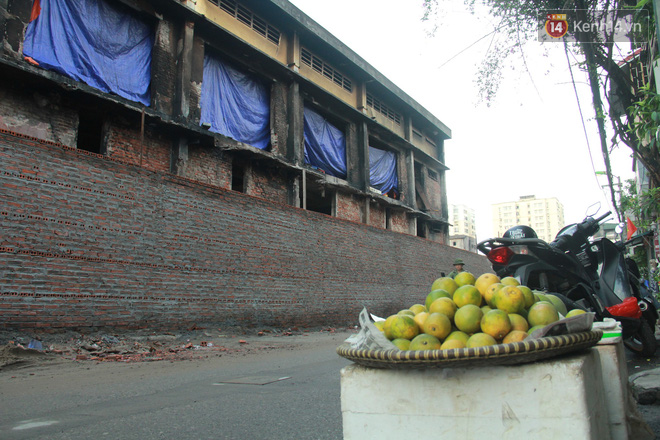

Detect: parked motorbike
[477, 211, 658, 357]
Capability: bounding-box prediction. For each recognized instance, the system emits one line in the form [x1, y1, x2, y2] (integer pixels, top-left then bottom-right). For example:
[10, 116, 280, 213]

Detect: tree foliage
[424, 0, 660, 190]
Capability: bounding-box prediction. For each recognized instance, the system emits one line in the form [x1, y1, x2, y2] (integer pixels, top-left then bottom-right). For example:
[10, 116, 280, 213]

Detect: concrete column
[175, 21, 194, 120]
[287, 82, 302, 164]
[405, 149, 416, 210]
[287, 31, 300, 72]
[354, 121, 369, 191]
[171, 136, 188, 176]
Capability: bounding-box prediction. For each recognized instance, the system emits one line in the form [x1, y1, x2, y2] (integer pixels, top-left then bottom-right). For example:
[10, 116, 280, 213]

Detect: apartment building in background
[492, 195, 565, 242]
[449, 204, 477, 252]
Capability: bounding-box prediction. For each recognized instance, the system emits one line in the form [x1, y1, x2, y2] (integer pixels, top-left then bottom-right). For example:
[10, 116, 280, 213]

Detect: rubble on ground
[0, 326, 347, 369]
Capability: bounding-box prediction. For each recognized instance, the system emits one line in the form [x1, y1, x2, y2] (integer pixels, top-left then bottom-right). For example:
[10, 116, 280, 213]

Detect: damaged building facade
[0, 0, 489, 330]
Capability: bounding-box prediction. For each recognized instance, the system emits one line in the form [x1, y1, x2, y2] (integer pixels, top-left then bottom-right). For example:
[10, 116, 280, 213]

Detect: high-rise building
[492, 195, 565, 242]
[449, 204, 477, 252]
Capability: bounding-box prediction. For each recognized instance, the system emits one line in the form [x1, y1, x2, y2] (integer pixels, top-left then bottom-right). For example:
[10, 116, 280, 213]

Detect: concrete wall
[0, 129, 490, 330]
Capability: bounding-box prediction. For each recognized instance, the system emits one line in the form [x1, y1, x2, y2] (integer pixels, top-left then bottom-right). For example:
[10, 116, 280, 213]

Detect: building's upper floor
[0, 0, 452, 241]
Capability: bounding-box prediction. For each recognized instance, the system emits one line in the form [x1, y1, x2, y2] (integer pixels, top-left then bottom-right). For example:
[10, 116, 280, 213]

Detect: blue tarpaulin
[369, 146, 398, 194]
[200, 53, 270, 150]
[303, 106, 346, 178]
[23, 0, 154, 106]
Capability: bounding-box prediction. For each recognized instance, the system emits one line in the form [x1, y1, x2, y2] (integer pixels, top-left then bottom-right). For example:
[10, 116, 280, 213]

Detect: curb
[630, 368, 660, 405]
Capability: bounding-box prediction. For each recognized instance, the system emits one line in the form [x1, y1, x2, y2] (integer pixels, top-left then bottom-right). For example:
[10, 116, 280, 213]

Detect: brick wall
[368, 202, 386, 229]
[336, 193, 363, 224]
[0, 130, 490, 330]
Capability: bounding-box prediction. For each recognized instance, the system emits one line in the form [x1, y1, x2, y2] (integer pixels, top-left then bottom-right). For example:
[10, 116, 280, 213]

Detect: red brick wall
[368, 203, 386, 229]
[248, 162, 288, 204]
[106, 122, 171, 173]
[0, 130, 490, 330]
[390, 210, 409, 234]
[0, 87, 78, 147]
[336, 193, 363, 223]
[183, 143, 231, 190]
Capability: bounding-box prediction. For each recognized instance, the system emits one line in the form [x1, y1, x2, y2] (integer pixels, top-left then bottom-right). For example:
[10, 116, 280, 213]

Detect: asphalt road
[1, 329, 659, 440]
[0, 331, 353, 440]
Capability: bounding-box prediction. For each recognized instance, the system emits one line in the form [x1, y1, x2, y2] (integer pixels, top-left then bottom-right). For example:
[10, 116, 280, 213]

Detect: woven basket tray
[336, 330, 602, 369]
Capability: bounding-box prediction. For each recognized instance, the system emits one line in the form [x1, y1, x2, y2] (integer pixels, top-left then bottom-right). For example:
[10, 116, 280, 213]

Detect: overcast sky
[288, 0, 635, 241]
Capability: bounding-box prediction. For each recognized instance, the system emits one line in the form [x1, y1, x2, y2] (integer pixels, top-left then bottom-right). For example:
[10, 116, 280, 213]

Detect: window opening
[417, 220, 427, 238]
[77, 111, 104, 154]
[232, 160, 245, 192]
[366, 92, 402, 125]
[300, 47, 352, 92]
[211, 0, 281, 45]
[304, 177, 333, 215]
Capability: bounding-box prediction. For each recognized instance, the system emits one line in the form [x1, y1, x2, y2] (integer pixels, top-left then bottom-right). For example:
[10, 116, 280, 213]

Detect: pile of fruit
[375, 272, 587, 351]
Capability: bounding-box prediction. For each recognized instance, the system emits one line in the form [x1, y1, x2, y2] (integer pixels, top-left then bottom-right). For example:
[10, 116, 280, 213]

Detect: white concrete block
[341, 349, 611, 440]
[594, 342, 629, 440]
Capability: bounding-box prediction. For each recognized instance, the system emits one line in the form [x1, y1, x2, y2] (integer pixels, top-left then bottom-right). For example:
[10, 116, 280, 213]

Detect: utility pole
[654, 0, 660, 90]
[574, 3, 622, 223]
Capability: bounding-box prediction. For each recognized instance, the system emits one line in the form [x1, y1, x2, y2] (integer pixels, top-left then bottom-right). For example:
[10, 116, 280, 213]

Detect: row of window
[24, 0, 417, 200]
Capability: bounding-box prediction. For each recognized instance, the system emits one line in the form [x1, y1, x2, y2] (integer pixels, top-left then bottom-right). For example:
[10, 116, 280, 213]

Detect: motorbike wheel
[623, 319, 657, 357]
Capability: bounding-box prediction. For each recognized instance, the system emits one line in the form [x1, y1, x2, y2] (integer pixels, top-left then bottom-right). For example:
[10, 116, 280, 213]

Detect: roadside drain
[213, 376, 291, 386]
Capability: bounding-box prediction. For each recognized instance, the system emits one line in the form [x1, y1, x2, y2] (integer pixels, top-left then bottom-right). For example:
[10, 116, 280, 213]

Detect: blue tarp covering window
[23, 0, 153, 106]
[369, 146, 398, 194]
[200, 53, 270, 150]
[303, 106, 346, 178]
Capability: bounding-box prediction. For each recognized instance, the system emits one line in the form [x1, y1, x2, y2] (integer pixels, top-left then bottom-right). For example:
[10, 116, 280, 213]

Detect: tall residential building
[449, 204, 477, 252]
[492, 195, 565, 243]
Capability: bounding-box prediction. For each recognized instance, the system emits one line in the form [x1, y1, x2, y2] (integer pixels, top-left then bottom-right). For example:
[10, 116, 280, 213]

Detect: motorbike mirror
[585, 202, 601, 218]
[615, 223, 624, 235]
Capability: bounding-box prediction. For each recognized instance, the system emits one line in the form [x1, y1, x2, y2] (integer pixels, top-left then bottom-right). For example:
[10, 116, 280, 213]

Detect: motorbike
[477, 211, 658, 357]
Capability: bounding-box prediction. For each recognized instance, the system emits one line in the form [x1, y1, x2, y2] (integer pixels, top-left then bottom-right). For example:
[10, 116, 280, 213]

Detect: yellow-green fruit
[500, 276, 520, 286]
[527, 302, 559, 327]
[508, 313, 529, 332]
[527, 324, 547, 337]
[389, 315, 420, 340]
[423, 312, 452, 340]
[429, 297, 458, 321]
[440, 339, 466, 350]
[454, 304, 484, 334]
[391, 338, 411, 350]
[383, 315, 398, 340]
[518, 285, 535, 309]
[480, 309, 512, 340]
[484, 283, 504, 307]
[544, 294, 568, 316]
[408, 333, 442, 350]
[466, 332, 497, 348]
[445, 330, 470, 344]
[493, 285, 525, 314]
[431, 277, 459, 295]
[409, 304, 428, 315]
[475, 273, 501, 296]
[373, 320, 385, 332]
[454, 271, 476, 287]
[453, 285, 482, 308]
[502, 330, 528, 343]
[425, 289, 452, 310]
[566, 309, 587, 318]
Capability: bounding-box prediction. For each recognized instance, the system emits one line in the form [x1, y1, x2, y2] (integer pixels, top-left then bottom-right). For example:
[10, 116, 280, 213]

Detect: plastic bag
[606, 297, 642, 319]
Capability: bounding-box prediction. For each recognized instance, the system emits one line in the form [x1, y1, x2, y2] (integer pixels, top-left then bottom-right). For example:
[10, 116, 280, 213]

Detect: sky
[287, 0, 636, 242]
